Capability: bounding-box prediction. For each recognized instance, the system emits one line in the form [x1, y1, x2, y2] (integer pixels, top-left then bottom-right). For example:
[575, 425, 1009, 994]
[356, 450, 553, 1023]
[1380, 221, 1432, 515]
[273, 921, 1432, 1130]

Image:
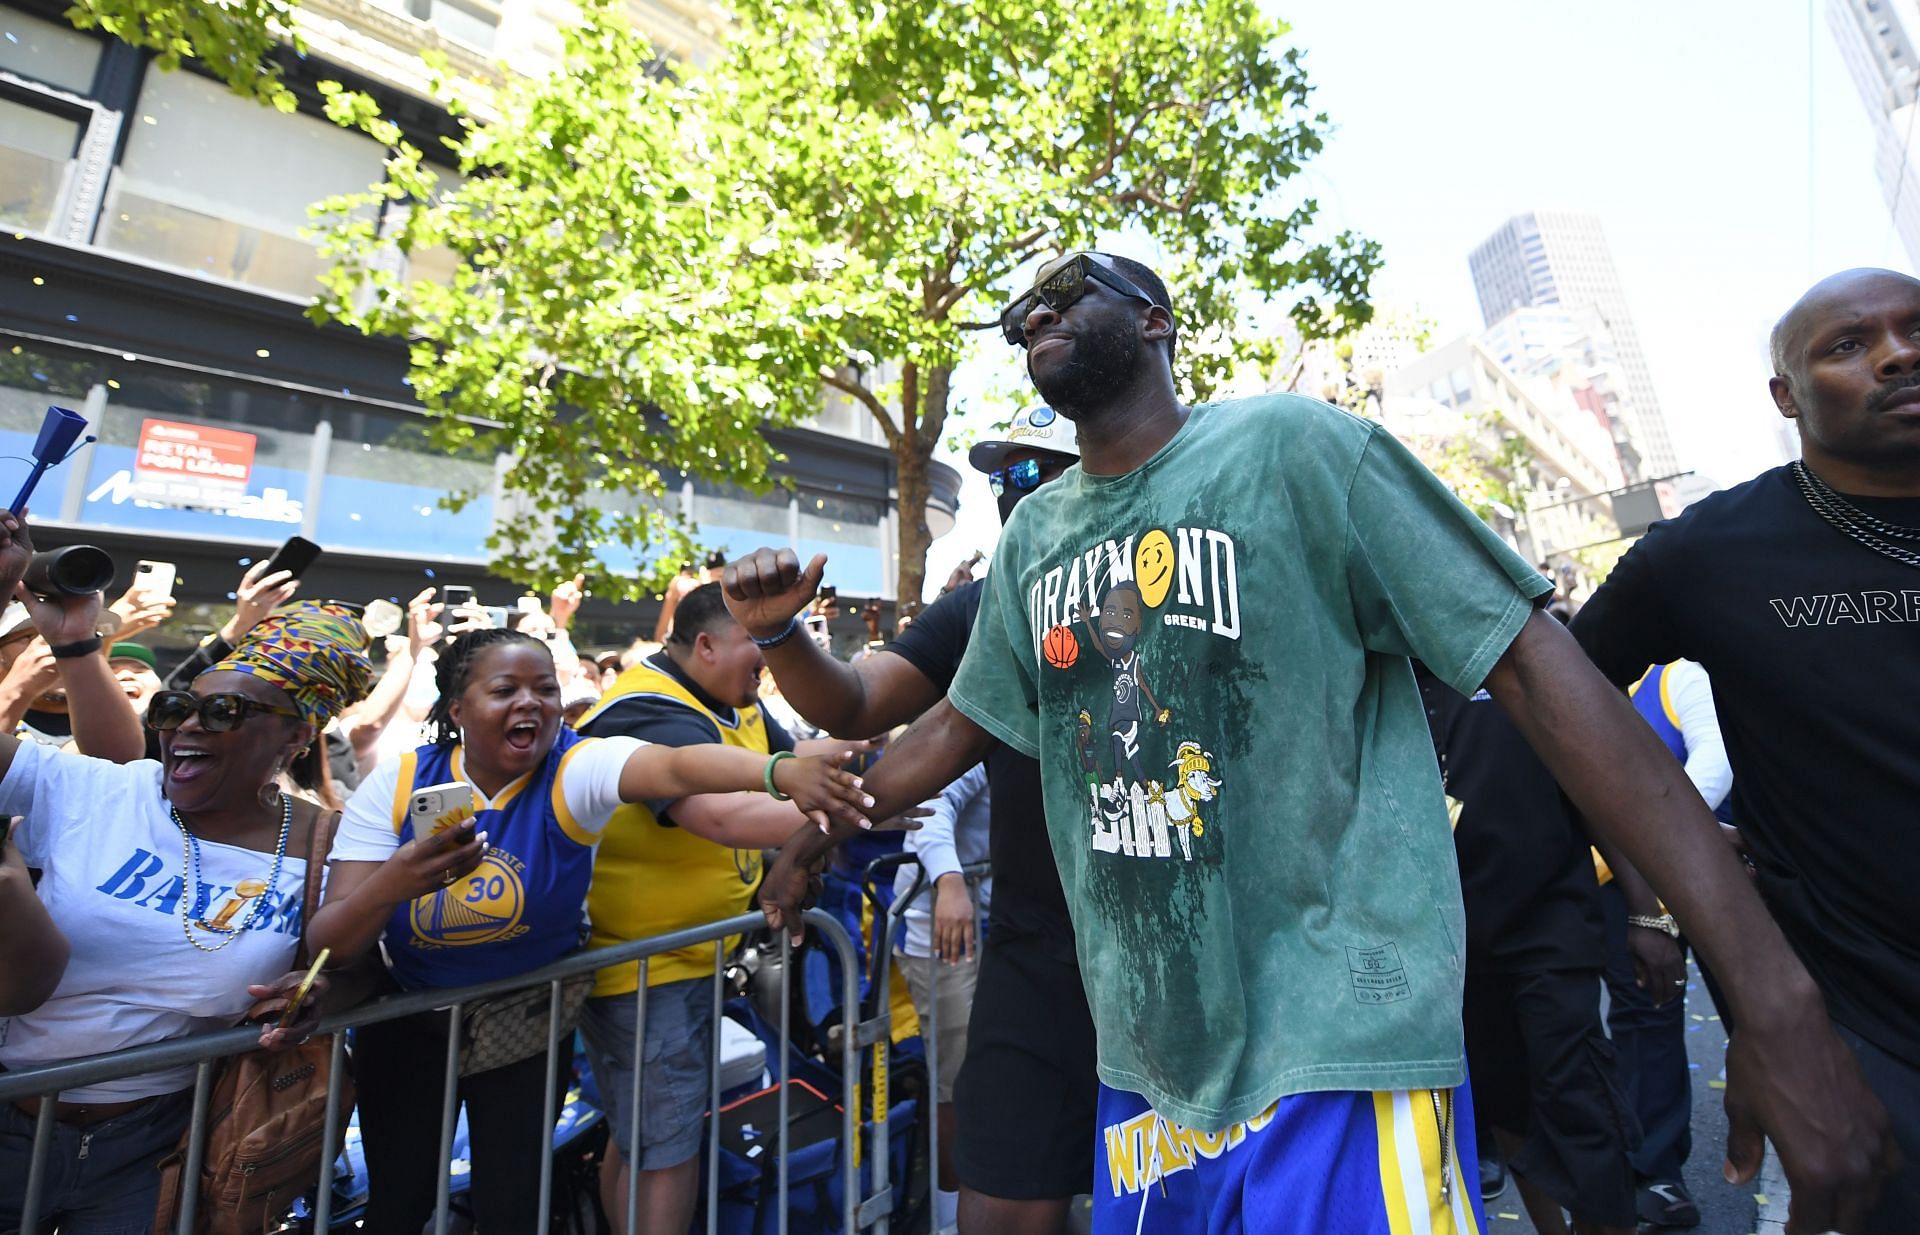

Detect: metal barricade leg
[18, 1096, 55, 1232]
[312, 1032, 347, 1232]
[707, 940, 723, 1235]
[177, 1059, 215, 1234]
[537, 978, 563, 1235]
[777, 932, 791, 1235]
[434, 1004, 463, 1235]
[626, 957, 648, 1235]
[926, 954, 939, 1235]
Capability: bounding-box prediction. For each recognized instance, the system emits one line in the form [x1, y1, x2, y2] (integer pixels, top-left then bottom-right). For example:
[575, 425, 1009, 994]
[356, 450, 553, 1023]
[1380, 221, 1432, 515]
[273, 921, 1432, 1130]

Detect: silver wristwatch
[1627, 912, 1680, 939]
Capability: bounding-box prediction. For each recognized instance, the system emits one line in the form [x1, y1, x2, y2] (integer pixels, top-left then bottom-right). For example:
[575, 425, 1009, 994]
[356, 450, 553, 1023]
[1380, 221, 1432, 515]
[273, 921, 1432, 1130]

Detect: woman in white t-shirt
[0, 514, 376, 1234]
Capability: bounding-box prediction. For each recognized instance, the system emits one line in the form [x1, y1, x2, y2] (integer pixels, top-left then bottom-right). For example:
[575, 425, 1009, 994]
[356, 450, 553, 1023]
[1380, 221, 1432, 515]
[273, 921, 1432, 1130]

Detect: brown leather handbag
[153, 809, 354, 1235]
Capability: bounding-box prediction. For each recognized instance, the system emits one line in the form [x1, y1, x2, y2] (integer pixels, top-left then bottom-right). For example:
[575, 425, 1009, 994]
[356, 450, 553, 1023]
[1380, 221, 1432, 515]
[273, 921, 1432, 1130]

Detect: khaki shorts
[895, 949, 979, 1103]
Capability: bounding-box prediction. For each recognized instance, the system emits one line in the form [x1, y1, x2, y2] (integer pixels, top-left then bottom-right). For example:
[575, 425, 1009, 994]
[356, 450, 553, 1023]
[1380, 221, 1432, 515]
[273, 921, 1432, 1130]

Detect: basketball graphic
[1043, 624, 1079, 670]
[410, 852, 526, 947]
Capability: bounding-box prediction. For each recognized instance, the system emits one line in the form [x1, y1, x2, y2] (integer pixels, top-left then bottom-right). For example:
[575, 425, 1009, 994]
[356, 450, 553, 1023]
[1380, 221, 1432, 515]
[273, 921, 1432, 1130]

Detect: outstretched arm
[1484, 610, 1894, 1229]
[615, 740, 875, 833]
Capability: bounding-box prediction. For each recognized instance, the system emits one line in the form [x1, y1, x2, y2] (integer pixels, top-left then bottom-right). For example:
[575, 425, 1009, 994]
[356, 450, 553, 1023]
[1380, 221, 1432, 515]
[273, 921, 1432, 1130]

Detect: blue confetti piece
[424, 567, 437, 578]
[63, 314, 77, 322]
[4, 32, 15, 42]
[1687, 1024, 1702, 1032]
[30, 372, 46, 381]
[238, 557, 253, 566]
[1688, 1062, 1701, 1070]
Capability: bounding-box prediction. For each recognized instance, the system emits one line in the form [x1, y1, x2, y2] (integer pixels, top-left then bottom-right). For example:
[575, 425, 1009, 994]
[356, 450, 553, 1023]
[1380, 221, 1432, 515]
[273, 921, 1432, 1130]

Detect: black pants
[353, 1008, 568, 1235]
[1463, 965, 1639, 1226]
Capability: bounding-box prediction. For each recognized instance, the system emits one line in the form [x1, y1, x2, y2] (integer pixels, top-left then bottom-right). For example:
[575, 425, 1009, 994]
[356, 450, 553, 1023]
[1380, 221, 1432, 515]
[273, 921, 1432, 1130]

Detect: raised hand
[549, 574, 586, 629]
[109, 587, 175, 641]
[722, 548, 826, 640]
[405, 587, 442, 655]
[15, 579, 103, 647]
[0, 512, 35, 599]
[221, 561, 299, 644]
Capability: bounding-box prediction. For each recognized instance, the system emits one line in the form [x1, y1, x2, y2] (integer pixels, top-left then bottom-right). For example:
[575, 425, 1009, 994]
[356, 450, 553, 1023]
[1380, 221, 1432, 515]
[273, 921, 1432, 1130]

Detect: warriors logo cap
[968, 405, 1080, 473]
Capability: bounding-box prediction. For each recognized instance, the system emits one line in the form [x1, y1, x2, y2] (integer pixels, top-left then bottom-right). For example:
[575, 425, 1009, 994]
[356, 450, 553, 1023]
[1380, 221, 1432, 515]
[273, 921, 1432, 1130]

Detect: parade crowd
[0, 254, 1915, 1235]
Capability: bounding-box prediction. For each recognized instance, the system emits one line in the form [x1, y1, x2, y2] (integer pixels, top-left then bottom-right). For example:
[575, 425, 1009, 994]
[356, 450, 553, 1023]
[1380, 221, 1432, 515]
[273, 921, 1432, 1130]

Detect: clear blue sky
[925, 0, 1910, 592]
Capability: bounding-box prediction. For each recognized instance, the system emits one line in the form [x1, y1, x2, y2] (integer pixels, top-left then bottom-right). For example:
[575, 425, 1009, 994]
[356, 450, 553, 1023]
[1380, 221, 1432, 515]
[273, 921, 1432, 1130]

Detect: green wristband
[764, 750, 797, 801]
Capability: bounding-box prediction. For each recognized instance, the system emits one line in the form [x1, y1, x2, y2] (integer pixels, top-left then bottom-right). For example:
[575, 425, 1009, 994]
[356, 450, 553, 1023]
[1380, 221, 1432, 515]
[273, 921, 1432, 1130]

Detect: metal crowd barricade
[0, 907, 870, 1235]
[862, 852, 993, 1235]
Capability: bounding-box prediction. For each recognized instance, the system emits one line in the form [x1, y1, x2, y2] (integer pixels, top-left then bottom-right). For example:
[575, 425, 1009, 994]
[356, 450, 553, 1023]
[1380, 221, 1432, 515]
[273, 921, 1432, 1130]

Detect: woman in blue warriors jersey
[310, 627, 873, 1234]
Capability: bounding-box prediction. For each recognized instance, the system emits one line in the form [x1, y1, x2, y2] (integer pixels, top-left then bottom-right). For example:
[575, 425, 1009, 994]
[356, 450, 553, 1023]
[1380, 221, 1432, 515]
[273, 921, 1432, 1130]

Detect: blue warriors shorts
[1093, 1082, 1487, 1234]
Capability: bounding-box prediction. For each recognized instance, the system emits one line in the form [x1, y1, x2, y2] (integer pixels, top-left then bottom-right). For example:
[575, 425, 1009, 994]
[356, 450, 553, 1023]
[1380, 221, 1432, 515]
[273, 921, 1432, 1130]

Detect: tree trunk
[894, 438, 933, 616]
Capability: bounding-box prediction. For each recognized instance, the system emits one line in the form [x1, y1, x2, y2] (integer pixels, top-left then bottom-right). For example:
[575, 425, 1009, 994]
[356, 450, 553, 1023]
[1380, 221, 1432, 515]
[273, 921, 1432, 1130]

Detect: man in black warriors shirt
[723, 406, 1091, 1235]
[1575, 268, 1920, 1232]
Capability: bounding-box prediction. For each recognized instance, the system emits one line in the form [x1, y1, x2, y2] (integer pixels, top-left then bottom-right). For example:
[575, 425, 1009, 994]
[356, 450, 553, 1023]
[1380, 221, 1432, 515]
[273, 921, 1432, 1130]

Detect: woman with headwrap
[0, 513, 374, 1233]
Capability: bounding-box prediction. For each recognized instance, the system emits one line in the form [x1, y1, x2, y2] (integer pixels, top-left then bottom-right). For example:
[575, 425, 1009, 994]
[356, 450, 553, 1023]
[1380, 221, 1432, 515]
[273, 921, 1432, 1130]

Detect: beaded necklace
[1791, 460, 1920, 570]
[172, 793, 292, 954]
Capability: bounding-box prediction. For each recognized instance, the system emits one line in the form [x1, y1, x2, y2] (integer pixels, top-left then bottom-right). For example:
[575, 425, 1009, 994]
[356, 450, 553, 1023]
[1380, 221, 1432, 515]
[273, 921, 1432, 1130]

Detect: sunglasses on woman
[146, 690, 302, 733]
[999, 253, 1164, 346]
[988, 456, 1064, 496]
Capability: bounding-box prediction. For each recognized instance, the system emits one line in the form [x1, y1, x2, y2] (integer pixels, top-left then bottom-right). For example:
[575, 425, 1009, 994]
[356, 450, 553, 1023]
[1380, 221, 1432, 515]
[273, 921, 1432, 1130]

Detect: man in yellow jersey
[576, 583, 832, 1234]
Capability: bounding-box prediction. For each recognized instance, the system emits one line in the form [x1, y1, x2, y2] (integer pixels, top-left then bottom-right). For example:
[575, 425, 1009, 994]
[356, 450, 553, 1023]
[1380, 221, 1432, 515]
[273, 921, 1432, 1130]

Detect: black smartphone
[440, 584, 475, 610]
[818, 585, 837, 605]
[261, 535, 322, 581]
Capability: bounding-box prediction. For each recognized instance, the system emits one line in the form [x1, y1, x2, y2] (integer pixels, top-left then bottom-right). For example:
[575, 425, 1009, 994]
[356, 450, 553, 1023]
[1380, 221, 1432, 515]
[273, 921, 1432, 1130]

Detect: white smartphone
[516, 595, 544, 615]
[408, 781, 477, 838]
[135, 560, 177, 601]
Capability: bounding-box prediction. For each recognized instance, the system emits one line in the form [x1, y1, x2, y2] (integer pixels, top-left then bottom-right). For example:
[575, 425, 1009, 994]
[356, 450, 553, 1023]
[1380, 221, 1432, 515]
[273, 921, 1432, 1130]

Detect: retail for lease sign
[132, 419, 257, 508]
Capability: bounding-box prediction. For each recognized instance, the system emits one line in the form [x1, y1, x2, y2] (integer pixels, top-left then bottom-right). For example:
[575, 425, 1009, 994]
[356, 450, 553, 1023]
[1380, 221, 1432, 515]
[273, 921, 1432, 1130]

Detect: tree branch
[821, 369, 900, 442]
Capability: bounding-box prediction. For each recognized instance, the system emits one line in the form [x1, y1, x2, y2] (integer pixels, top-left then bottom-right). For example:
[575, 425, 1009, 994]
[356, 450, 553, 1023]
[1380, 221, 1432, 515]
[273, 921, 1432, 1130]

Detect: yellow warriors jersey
[578, 659, 772, 997]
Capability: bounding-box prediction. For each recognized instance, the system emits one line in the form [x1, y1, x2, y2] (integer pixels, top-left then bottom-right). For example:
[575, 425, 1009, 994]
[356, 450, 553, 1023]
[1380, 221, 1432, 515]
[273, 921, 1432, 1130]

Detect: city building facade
[0, 0, 955, 652]
[1467, 210, 1679, 480]
[1828, 0, 1920, 269]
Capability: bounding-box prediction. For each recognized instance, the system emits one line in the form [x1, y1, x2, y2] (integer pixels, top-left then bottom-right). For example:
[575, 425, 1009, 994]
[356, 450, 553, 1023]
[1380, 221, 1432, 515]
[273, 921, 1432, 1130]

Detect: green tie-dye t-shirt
[949, 395, 1550, 1131]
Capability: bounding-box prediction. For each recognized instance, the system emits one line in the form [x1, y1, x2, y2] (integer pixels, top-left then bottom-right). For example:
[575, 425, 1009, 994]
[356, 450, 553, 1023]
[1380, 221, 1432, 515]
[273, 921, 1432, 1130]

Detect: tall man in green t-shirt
[737, 252, 1895, 1234]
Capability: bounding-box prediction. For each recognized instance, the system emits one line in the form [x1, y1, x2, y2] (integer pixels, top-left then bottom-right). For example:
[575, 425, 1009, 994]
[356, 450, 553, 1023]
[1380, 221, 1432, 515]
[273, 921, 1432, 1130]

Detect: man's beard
[1029, 316, 1143, 419]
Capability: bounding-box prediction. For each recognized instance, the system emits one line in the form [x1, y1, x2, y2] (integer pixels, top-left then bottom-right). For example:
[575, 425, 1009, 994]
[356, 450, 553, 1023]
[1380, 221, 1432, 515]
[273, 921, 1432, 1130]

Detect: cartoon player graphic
[1147, 742, 1223, 861]
[1075, 580, 1171, 785]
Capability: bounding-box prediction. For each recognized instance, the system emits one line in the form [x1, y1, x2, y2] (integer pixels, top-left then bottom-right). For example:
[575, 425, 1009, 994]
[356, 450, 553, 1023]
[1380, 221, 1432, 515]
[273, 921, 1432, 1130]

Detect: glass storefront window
[689, 478, 791, 563]
[320, 406, 496, 558]
[97, 70, 385, 298]
[0, 7, 101, 92]
[796, 489, 886, 597]
[0, 99, 81, 234]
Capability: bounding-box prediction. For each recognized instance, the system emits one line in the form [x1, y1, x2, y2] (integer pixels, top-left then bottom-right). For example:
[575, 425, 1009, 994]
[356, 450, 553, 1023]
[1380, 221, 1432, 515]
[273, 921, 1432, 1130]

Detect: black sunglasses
[146, 690, 301, 733]
[999, 253, 1164, 346]
[988, 457, 1063, 496]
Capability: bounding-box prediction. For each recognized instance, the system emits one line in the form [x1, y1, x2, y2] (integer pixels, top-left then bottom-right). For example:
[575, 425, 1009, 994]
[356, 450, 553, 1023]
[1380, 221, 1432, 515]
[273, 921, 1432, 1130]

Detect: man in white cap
[722, 407, 1091, 1235]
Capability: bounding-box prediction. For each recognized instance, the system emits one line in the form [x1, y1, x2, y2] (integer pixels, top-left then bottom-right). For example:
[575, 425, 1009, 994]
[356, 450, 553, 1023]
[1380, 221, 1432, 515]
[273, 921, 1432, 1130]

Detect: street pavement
[1482, 954, 1775, 1234]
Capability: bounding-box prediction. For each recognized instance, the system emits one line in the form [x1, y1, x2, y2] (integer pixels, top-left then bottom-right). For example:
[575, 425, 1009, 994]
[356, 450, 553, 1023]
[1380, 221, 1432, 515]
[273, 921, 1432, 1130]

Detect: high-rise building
[1468, 211, 1679, 479]
[1827, 0, 1920, 267]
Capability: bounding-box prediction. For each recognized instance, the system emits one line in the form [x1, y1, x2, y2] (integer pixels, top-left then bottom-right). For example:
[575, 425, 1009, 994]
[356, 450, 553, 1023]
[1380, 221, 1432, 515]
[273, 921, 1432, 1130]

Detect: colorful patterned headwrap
[208, 600, 374, 729]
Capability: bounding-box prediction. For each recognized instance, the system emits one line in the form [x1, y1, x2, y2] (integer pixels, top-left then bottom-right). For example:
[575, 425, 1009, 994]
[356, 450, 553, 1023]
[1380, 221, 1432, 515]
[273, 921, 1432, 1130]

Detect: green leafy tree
[306, 0, 1377, 599]
[706, 0, 1379, 602]
[64, 0, 301, 109]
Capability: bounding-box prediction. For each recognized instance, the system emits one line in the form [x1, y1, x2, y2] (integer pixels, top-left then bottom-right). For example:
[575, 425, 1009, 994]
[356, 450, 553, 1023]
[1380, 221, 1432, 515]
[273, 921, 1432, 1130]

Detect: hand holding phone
[262, 536, 321, 582]
[276, 948, 330, 1029]
[409, 782, 477, 837]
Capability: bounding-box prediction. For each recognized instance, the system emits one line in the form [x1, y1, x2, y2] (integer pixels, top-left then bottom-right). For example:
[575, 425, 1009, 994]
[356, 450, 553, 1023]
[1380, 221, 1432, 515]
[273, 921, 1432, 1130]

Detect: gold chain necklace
[172, 794, 292, 955]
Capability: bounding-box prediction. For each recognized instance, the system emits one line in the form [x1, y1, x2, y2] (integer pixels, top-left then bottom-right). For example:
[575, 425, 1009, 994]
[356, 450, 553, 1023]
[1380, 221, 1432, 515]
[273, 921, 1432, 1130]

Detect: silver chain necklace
[1789, 461, 1920, 570]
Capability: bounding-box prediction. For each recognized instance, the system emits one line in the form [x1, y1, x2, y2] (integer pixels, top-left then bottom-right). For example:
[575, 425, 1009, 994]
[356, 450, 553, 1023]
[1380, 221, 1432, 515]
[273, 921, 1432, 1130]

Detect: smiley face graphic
[1135, 528, 1174, 609]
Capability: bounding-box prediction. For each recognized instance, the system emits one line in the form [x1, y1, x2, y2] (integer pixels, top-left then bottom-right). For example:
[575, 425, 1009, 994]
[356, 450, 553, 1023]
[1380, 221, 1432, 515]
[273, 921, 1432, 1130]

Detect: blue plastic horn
[10, 405, 90, 516]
